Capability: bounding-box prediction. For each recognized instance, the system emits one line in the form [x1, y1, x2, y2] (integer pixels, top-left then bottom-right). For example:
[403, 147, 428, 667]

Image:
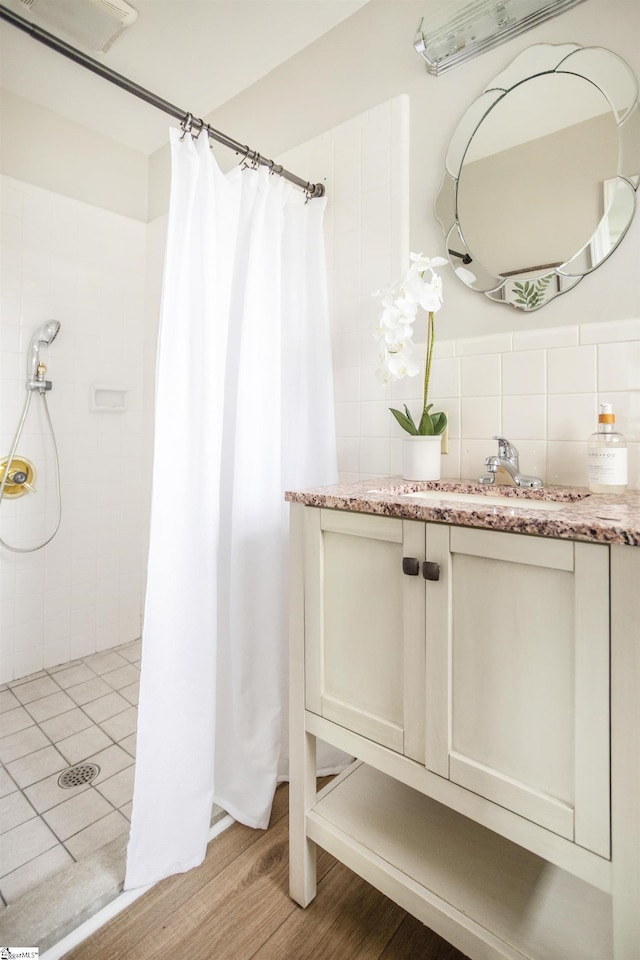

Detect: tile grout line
[0, 643, 141, 896]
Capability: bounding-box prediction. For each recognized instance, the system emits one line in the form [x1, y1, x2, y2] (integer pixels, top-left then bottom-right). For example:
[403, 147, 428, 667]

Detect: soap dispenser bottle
[587, 403, 627, 494]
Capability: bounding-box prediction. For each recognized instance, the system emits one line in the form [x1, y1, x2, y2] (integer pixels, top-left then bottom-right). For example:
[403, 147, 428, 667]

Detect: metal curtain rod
[0, 5, 325, 198]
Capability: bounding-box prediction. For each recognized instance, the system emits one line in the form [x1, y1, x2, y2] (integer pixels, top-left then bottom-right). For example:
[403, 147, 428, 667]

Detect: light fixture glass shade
[414, 0, 586, 76]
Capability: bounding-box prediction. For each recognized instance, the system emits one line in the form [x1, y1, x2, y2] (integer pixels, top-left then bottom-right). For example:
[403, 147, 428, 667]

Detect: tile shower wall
[280, 100, 639, 492]
[0, 175, 150, 683]
[277, 94, 410, 479]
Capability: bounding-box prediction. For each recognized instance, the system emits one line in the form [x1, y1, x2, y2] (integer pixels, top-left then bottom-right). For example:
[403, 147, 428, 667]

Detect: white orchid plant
[374, 252, 448, 436]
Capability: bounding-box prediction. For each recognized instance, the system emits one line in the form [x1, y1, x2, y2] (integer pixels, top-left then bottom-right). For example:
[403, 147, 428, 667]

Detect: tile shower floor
[0, 640, 141, 908]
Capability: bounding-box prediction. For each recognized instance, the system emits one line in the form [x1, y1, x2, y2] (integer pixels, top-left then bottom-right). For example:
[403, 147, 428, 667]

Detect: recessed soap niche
[90, 384, 128, 412]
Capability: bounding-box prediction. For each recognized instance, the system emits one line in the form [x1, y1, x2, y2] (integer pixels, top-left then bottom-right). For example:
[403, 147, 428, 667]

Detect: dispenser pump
[587, 403, 627, 494]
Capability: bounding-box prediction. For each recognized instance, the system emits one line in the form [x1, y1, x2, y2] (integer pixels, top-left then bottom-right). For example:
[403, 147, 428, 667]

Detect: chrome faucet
[479, 436, 543, 488]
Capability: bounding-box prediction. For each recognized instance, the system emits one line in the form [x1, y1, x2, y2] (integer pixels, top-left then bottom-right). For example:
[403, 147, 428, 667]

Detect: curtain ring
[180, 113, 193, 140]
[192, 118, 204, 140]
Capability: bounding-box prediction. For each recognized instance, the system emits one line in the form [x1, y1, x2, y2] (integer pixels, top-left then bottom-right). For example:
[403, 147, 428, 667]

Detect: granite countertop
[285, 478, 640, 547]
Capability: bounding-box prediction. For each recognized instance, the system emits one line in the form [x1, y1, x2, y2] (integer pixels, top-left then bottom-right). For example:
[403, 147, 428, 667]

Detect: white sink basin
[401, 490, 572, 512]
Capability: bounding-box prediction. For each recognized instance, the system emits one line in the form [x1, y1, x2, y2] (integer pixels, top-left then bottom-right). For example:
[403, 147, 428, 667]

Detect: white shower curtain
[125, 128, 339, 890]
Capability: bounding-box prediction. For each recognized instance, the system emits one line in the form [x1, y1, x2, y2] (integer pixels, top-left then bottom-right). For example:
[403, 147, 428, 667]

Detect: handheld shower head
[27, 320, 61, 383]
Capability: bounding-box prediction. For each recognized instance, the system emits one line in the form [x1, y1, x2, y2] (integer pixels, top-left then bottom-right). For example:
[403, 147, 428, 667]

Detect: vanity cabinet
[290, 500, 640, 960]
[303, 507, 609, 857]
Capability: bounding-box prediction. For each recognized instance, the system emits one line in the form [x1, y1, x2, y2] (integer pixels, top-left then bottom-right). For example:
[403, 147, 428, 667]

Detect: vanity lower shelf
[308, 761, 613, 960]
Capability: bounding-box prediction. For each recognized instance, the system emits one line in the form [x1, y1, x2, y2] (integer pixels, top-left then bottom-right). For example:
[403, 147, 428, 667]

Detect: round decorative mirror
[434, 44, 640, 311]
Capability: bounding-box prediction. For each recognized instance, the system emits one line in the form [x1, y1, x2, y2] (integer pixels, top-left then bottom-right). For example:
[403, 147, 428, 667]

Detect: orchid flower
[372, 253, 449, 437]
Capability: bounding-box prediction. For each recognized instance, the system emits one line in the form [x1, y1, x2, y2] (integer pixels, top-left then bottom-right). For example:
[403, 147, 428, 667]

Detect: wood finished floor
[64, 782, 470, 960]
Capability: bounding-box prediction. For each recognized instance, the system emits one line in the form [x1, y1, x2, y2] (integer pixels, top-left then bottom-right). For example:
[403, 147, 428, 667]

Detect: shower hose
[0, 387, 62, 552]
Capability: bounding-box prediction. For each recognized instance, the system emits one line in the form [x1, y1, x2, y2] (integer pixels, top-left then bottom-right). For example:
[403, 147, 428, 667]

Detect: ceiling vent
[17, 0, 138, 52]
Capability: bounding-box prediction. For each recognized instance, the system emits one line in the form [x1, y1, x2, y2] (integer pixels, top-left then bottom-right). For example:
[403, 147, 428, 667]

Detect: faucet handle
[493, 435, 519, 461]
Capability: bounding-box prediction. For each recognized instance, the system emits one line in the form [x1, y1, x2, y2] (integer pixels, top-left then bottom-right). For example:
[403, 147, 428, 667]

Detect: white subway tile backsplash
[359, 438, 391, 476]
[547, 441, 588, 486]
[336, 438, 360, 474]
[598, 340, 640, 392]
[598, 392, 640, 442]
[547, 394, 597, 442]
[502, 396, 546, 441]
[430, 357, 460, 399]
[460, 355, 501, 398]
[360, 401, 392, 438]
[547, 345, 597, 395]
[461, 397, 502, 440]
[502, 350, 546, 396]
[439, 399, 461, 439]
[460, 439, 493, 482]
[335, 402, 360, 438]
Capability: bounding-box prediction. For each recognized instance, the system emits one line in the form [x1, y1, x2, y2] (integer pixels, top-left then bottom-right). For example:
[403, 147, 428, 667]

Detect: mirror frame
[434, 43, 640, 312]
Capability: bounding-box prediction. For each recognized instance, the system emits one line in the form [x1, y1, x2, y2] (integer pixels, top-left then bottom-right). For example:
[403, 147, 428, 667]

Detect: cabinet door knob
[402, 557, 420, 576]
[423, 561, 440, 581]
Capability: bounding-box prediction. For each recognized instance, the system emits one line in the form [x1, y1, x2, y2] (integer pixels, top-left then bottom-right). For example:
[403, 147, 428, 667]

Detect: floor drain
[58, 763, 100, 789]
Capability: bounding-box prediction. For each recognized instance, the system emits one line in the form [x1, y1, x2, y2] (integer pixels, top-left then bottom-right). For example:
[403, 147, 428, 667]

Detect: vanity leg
[289, 502, 318, 907]
[610, 546, 640, 958]
[289, 730, 318, 907]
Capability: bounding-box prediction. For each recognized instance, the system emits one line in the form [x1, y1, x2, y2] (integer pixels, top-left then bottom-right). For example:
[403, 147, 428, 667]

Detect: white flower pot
[402, 435, 442, 481]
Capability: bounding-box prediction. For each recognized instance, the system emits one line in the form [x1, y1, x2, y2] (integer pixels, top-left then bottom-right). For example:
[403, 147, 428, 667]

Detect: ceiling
[0, 0, 369, 155]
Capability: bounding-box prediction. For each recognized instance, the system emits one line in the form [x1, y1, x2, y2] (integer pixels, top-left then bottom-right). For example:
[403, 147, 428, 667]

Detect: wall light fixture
[414, 0, 586, 76]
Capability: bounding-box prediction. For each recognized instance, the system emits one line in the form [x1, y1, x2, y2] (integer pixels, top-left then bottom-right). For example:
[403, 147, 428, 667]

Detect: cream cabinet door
[424, 524, 610, 859]
[303, 508, 426, 762]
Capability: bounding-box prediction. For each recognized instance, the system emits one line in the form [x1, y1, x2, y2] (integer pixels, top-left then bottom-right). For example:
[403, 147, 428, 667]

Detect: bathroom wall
[171, 0, 640, 342]
[0, 89, 148, 221]
[274, 98, 640, 489]
[0, 175, 150, 683]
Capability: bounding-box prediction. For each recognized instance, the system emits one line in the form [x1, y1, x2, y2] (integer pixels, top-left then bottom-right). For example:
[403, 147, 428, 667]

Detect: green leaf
[418, 410, 435, 435]
[390, 407, 418, 435]
[403, 405, 417, 432]
[430, 411, 448, 435]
